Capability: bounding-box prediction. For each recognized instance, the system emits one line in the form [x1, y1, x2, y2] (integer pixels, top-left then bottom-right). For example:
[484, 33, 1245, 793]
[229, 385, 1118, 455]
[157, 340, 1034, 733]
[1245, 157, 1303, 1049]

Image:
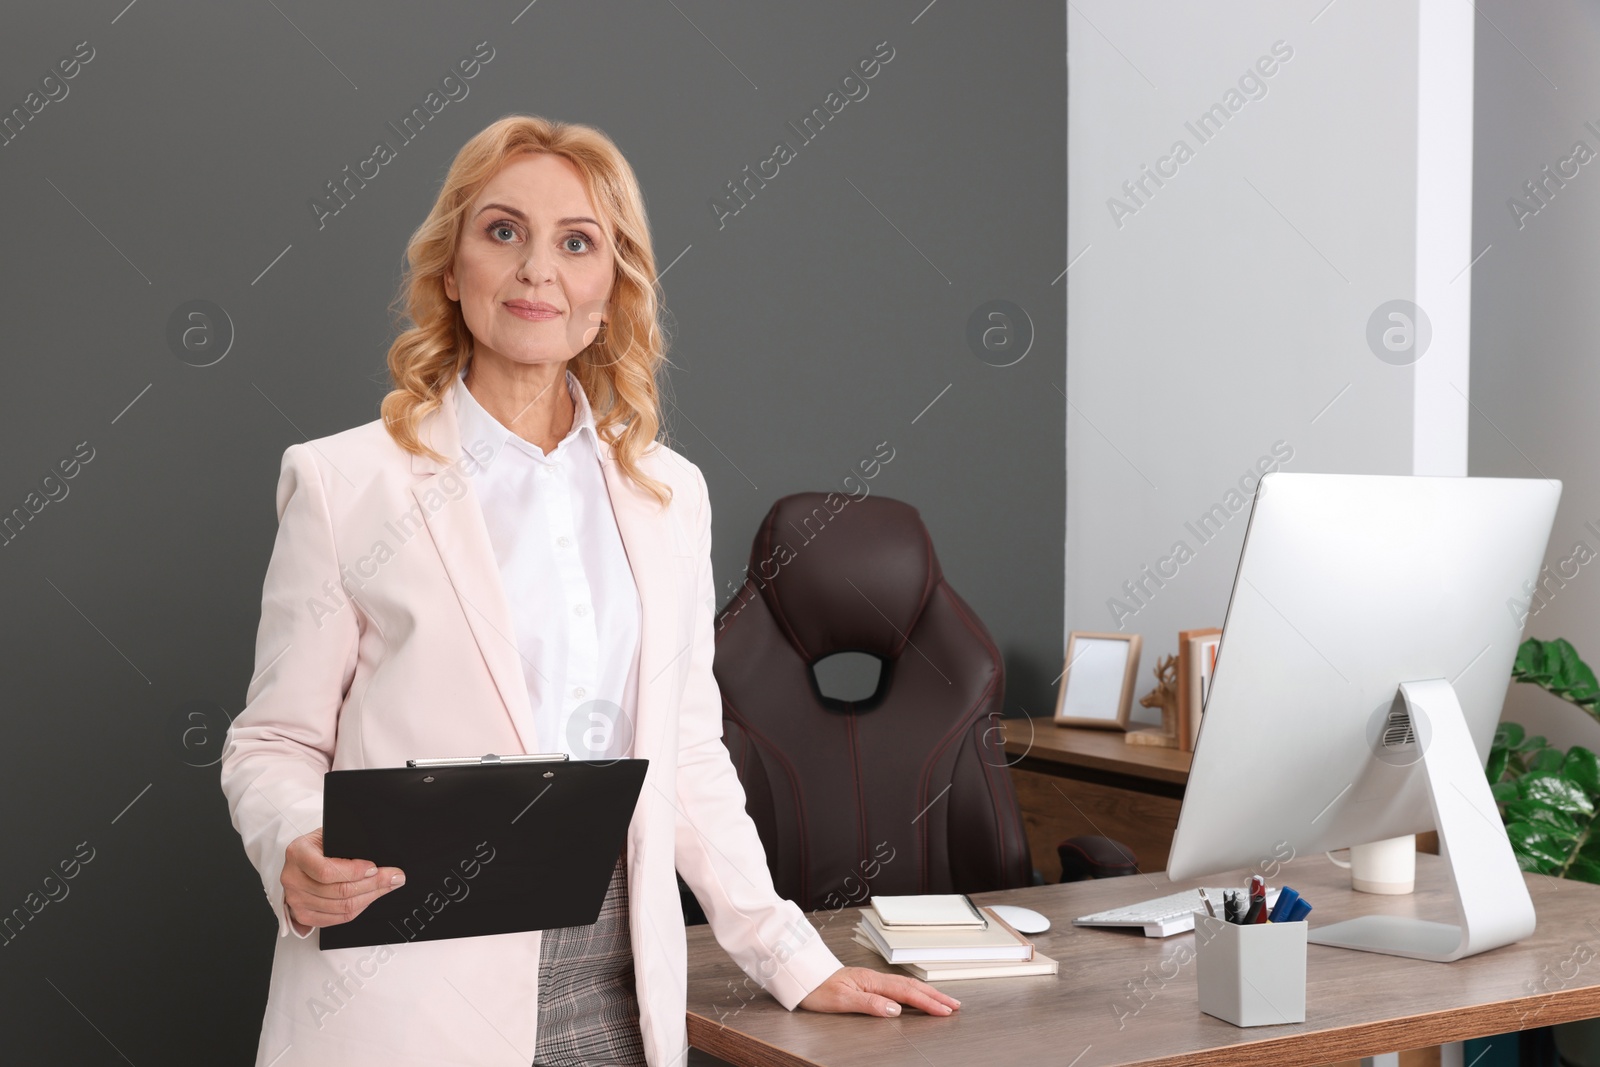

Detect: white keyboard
[1074, 887, 1280, 938]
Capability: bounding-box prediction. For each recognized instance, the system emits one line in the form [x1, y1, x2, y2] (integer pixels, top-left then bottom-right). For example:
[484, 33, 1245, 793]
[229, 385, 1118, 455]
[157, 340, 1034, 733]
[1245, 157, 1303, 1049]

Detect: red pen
[1246, 875, 1268, 923]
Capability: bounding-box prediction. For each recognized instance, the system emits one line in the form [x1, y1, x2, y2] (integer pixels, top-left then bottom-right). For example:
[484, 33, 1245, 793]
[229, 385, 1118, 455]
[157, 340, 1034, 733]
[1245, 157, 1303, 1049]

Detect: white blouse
[452, 363, 641, 760]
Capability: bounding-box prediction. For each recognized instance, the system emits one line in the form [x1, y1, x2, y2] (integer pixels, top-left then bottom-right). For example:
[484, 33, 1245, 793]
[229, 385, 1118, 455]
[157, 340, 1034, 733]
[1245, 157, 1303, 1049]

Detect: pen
[1223, 890, 1243, 924]
[1269, 887, 1301, 924]
[1198, 887, 1216, 918]
[961, 894, 989, 927]
[1286, 897, 1313, 923]
[1244, 876, 1267, 924]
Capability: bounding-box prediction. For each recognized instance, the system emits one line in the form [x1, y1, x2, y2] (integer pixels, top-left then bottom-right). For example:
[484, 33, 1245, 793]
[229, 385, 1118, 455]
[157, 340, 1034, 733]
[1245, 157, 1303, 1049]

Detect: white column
[1412, 0, 1476, 476]
[1413, 14, 1474, 1067]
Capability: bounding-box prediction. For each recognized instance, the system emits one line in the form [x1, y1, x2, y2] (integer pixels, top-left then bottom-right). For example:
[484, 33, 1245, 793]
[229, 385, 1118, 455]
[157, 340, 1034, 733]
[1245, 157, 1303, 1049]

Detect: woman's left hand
[797, 966, 961, 1018]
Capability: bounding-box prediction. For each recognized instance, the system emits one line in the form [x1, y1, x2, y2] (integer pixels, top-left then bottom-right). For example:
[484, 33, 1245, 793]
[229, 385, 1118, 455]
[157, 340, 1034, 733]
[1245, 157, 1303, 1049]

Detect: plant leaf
[1565, 856, 1600, 885]
[1556, 636, 1580, 675]
[1486, 745, 1510, 785]
[1506, 821, 1567, 871]
[1520, 773, 1597, 817]
[1495, 721, 1527, 750]
[1533, 747, 1567, 775]
[1578, 829, 1600, 864]
[1492, 780, 1520, 804]
[1513, 638, 1600, 725]
[1513, 637, 1538, 677]
[1544, 638, 1566, 679]
[1502, 799, 1582, 839]
[1561, 747, 1600, 797]
[1558, 639, 1600, 700]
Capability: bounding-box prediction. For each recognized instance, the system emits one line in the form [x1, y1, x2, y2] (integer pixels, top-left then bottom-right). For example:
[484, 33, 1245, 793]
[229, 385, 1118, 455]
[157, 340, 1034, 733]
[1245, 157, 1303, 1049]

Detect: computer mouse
[989, 904, 1051, 934]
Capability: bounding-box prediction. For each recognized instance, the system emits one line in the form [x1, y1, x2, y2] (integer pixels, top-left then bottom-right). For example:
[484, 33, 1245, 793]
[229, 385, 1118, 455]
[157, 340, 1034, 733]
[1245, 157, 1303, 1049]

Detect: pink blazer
[219, 384, 842, 1066]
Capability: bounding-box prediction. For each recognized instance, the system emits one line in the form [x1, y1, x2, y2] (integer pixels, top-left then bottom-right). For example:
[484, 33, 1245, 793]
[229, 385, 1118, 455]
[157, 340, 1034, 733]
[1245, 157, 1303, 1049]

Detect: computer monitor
[1166, 472, 1561, 962]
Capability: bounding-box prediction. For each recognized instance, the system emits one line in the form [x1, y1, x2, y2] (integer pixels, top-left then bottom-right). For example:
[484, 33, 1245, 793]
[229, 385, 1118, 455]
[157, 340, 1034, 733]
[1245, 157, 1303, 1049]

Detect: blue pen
[1268, 886, 1301, 923]
[1286, 897, 1313, 923]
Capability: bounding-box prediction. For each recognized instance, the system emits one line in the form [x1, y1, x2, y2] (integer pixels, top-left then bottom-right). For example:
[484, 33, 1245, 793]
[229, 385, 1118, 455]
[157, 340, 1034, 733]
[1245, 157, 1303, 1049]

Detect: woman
[219, 115, 958, 1067]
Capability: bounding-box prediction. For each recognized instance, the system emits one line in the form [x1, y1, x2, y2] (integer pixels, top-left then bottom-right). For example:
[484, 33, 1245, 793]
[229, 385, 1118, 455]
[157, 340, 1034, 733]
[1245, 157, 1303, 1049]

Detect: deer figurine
[1126, 653, 1181, 748]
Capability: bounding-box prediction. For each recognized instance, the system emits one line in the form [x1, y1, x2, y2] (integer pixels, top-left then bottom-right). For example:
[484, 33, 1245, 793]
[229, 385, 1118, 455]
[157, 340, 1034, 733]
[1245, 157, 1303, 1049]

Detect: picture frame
[1053, 631, 1143, 730]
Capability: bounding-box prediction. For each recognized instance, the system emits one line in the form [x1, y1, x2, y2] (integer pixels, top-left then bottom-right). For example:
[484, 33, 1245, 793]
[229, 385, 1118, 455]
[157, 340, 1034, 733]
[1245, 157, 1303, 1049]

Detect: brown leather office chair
[711, 492, 1034, 911]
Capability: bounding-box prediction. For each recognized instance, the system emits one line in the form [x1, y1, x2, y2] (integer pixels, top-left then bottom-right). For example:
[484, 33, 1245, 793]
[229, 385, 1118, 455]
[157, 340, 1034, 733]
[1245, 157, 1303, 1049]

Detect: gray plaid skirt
[533, 854, 646, 1067]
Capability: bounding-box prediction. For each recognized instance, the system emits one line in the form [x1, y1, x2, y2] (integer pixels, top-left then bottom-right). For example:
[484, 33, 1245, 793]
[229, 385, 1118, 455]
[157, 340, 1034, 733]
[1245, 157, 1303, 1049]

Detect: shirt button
[556, 536, 572, 548]
[573, 687, 586, 699]
[574, 603, 589, 616]
[540, 465, 553, 477]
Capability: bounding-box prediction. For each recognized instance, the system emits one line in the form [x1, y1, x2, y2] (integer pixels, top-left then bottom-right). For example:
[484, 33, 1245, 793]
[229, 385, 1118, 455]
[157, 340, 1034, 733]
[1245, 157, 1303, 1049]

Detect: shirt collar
[453, 362, 598, 471]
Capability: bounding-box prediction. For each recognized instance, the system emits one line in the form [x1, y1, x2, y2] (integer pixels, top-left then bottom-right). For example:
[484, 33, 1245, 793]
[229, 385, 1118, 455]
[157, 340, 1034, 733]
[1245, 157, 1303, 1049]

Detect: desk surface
[1002, 719, 1192, 786]
[686, 853, 1600, 1067]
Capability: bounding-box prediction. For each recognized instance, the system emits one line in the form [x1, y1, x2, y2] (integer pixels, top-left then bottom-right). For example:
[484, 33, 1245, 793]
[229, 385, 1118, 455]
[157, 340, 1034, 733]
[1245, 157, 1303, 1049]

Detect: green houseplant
[1491, 637, 1600, 882]
[1491, 637, 1600, 1066]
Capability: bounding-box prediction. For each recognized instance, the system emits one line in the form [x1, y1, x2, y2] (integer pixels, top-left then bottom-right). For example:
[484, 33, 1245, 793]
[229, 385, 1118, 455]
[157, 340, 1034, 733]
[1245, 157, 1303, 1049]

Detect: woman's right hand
[282, 827, 405, 936]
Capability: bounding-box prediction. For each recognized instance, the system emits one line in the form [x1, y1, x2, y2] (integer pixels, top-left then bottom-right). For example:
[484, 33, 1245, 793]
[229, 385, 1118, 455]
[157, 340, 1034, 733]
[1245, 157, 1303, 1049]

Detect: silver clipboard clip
[406, 752, 571, 768]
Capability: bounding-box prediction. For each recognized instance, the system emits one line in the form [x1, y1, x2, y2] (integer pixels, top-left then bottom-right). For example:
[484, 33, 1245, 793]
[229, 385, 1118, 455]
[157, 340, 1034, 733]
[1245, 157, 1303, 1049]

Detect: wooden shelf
[1002, 718, 1192, 786]
[999, 718, 1192, 880]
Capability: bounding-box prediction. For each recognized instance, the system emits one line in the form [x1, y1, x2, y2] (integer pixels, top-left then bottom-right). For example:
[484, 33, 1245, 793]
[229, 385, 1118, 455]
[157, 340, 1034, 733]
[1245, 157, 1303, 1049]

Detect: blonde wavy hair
[380, 114, 673, 507]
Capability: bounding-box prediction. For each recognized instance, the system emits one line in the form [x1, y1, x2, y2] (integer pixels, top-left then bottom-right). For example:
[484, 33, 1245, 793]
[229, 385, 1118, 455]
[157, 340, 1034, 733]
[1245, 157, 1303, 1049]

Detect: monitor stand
[1307, 678, 1536, 962]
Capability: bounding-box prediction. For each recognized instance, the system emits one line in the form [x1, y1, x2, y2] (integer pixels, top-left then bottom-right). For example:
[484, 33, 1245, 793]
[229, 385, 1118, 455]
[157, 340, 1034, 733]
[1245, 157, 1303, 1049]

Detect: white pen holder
[1193, 913, 1307, 1027]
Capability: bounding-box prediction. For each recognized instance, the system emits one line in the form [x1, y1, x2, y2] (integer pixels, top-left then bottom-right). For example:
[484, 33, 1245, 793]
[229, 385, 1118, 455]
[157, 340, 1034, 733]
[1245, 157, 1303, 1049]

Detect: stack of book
[852, 894, 1059, 981]
[1178, 626, 1222, 751]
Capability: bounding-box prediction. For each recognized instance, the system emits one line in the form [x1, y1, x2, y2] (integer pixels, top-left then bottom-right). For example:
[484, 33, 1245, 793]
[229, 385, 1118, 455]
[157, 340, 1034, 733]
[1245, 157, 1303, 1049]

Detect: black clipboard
[319, 754, 648, 950]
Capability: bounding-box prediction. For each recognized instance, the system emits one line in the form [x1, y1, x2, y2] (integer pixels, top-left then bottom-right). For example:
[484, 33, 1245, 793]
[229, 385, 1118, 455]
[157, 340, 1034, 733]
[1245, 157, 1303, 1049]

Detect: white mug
[1326, 835, 1416, 895]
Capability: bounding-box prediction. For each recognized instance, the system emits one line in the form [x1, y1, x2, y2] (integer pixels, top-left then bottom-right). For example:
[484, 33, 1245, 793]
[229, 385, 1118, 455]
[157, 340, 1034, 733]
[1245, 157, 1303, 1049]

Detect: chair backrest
[713, 491, 1033, 911]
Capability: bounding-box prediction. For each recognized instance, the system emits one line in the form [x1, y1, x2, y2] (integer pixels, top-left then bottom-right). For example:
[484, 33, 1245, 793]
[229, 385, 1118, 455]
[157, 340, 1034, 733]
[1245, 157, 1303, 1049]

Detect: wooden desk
[686, 853, 1600, 1067]
[1002, 719, 1191, 880]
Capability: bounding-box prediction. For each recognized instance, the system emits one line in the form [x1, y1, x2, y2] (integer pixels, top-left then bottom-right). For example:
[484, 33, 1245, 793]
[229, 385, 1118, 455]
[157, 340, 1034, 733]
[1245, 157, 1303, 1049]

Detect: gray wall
[1066, 0, 1429, 723]
[1469, 0, 1600, 754]
[0, 2, 1063, 1060]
